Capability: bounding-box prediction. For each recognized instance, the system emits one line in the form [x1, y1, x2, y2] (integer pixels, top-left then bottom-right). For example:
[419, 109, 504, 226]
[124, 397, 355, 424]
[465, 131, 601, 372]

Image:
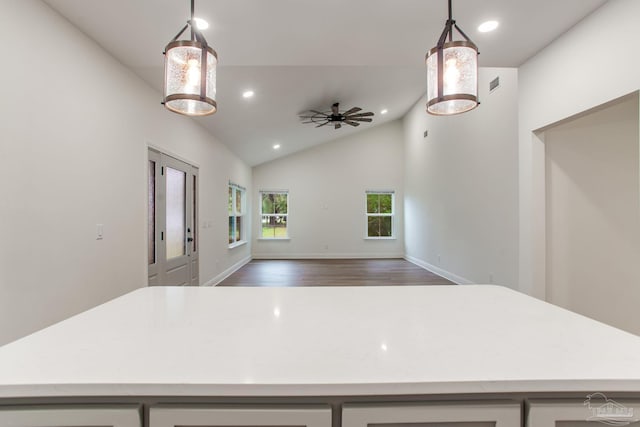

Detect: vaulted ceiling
[45, 0, 608, 165]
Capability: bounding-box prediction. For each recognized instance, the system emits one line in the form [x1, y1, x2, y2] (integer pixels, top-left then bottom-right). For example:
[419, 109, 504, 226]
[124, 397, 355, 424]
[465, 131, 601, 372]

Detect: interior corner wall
[402, 68, 519, 287]
[518, 0, 640, 298]
[251, 120, 404, 259]
[544, 95, 640, 335]
[0, 0, 251, 346]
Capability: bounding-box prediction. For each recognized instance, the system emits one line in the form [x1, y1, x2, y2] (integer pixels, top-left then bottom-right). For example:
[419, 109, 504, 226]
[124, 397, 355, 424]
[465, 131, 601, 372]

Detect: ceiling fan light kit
[163, 0, 218, 116]
[300, 103, 375, 130]
[426, 0, 479, 116]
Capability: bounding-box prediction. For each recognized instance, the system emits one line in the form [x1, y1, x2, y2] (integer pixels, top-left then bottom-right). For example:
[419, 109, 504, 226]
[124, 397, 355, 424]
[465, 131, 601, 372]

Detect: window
[366, 191, 394, 238]
[260, 191, 289, 239]
[228, 183, 246, 246]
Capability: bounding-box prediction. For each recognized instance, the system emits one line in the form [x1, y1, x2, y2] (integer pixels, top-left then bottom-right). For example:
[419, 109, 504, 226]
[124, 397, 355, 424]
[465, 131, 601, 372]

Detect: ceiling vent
[489, 76, 500, 93]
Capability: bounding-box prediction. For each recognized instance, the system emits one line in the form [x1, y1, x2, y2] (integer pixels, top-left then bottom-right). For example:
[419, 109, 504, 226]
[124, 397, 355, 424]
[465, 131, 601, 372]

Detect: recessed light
[478, 20, 499, 33]
[380, 109, 388, 115]
[273, 144, 281, 150]
[193, 17, 209, 30]
[242, 90, 254, 99]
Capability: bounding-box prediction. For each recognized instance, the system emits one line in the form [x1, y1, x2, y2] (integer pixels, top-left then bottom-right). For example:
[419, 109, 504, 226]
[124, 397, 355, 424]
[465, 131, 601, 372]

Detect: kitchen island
[1, 285, 640, 427]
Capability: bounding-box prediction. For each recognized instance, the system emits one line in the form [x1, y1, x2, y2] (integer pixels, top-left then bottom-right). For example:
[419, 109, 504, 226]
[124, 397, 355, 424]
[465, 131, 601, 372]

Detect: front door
[148, 149, 198, 286]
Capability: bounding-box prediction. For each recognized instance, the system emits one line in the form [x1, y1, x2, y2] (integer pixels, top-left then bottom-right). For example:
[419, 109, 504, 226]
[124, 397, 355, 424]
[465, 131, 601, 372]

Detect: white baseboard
[251, 252, 404, 260]
[404, 255, 474, 285]
[202, 256, 252, 287]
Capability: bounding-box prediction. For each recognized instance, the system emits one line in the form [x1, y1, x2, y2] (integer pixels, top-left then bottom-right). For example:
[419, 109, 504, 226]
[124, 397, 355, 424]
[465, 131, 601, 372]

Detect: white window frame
[259, 190, 289, 240]
[228, 182, 246, 248]
[365, 190, 395, 239]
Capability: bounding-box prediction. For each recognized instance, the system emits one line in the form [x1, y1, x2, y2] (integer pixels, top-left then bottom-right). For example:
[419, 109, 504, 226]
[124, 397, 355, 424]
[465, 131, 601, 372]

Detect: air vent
[489, 76, 500, 92]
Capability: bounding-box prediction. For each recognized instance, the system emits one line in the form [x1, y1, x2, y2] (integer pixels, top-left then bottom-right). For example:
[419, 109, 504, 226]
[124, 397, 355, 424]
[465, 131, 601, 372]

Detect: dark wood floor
[218, 259, 455, 287]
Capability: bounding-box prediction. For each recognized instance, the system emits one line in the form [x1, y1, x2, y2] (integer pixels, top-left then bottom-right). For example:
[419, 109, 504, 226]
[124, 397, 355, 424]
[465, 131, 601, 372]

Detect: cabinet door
[0, 406, 140, 427]
[343, 402, 521, 427]
[150, 405, 331, 427]
[528, 400, 640, 427]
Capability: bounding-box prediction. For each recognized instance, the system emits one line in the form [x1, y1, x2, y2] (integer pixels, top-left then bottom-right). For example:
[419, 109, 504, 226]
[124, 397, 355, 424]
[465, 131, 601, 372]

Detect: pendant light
[426, 0, 479, 116]
[163, 0, 217, 116]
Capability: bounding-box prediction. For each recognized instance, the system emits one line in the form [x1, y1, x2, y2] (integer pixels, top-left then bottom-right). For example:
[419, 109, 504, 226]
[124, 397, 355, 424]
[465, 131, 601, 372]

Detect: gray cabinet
[0, 406, 140, 427]
[343, 402, 521, 427]
[527, 400, 640, 427]
[150, 405, 331, 427]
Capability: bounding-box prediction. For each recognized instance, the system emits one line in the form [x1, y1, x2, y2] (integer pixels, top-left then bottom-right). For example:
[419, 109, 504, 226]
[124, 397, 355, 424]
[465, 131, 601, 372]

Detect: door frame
[148, 148, 199, 286]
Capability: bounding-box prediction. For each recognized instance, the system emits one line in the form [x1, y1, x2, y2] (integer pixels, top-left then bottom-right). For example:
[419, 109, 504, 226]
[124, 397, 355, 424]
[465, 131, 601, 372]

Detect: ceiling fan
[300, 103, 375, 129]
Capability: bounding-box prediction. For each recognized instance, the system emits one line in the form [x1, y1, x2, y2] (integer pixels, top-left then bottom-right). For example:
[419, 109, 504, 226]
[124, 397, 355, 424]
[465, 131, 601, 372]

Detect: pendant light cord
[448, 0, 453, 42]
[435, 0, 476, 49]
[190, 0, 195, 41]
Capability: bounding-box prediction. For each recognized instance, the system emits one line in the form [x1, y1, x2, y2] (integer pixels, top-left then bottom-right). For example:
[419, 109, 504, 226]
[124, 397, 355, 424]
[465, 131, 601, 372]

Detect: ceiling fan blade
[351, 117, 373, 122]
[345, 120, 360, 127]
[347, 111, 374, 117]
[343, 107, 361, 116]
[316, 121, 329, 128]
[335, 123, 341, 129]
[331, 103, 339, 115]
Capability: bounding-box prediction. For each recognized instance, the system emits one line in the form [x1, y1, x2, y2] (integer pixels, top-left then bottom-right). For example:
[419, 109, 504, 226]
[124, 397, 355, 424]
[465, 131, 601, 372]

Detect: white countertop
[1, 285, 640, 398]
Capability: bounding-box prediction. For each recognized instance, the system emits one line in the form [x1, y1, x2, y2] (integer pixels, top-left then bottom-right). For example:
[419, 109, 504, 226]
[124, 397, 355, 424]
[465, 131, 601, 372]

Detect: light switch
[96, 224, 104, 240]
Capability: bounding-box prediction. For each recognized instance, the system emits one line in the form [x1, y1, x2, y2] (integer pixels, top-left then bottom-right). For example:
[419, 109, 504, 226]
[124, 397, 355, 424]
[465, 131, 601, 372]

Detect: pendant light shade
[426, 0, 479, 116]
[163, 0, 217, 116]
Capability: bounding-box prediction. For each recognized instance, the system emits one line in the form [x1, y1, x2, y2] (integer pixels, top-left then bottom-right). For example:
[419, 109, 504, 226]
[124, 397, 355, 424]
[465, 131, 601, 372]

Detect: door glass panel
[166, 166, 186, 259]
[192, 174, 197, 252]
[148, 160, 156, 265]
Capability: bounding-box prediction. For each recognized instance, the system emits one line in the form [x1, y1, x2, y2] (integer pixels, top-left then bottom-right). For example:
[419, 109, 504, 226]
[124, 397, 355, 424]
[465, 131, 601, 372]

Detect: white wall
[545, 95, 640, 335]
[403, 68, 519, 287]
[519, 0, 640, 298]
[252, 121, 404, 259]
[0, 0, 251, 345]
